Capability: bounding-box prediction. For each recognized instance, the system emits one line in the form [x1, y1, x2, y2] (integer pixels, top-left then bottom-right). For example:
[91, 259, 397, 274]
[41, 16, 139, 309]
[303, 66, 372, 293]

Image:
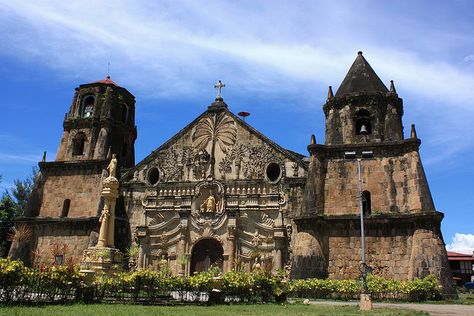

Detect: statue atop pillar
[108, 154, 117, 178]
[81, 154, 123, 273]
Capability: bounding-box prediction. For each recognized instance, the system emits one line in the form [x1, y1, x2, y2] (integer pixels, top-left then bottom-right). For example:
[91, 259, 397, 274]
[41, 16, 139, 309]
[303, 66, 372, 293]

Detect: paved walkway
[310, 300, 474, 316]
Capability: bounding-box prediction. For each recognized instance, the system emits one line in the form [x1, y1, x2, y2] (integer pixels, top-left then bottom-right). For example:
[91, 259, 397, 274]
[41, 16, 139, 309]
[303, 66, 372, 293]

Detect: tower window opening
[81, 96, 95, 118]
[122, 105, 129, 123]
[355, 109, 372, 135]
[61, 199, 70, 217]
[72, 133, 86, 156]
[362, 191, 371, 216]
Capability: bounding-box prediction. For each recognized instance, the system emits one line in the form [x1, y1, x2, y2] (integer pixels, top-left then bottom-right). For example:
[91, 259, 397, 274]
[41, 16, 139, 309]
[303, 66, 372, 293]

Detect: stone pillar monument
[81, 155, 123, 273]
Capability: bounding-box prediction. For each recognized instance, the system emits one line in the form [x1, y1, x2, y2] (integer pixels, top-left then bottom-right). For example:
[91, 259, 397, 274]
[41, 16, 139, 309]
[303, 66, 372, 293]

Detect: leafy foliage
[0, 167, 38, 220]
[0, 192, 17, 221]
[0, 258, 442, 304]
[11, 167, 38, 217]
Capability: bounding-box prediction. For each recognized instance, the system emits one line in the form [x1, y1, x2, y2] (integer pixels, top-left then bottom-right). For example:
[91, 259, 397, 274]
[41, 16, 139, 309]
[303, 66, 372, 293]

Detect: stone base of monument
[359, 293, 373, 310]
[80, 247, 123, 274]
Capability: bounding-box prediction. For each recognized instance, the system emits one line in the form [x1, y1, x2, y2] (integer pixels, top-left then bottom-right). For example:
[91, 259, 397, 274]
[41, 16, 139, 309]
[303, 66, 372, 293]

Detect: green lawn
[0, 303, 426, 316]
[424, 292, 474, 305]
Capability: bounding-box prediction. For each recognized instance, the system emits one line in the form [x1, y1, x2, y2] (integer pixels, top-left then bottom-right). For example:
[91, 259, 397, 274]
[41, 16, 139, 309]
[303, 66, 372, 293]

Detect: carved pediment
[122, 108, 306, 185]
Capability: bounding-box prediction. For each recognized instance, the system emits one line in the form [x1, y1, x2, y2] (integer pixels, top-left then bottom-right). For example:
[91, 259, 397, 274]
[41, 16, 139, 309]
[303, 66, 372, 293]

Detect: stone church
[12, 52, 454, 294]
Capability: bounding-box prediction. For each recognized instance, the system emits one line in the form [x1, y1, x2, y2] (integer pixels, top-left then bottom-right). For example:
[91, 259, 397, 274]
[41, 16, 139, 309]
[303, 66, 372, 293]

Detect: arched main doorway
[190, 238, 224, 274]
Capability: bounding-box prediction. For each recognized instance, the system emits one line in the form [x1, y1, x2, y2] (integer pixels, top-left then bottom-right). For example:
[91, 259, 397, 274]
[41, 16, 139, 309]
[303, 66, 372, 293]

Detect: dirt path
[309, 300, 474, 316]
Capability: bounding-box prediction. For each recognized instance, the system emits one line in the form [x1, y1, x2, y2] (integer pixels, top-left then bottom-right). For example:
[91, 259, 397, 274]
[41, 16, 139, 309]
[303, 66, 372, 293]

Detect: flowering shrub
[288, 274, 440, 301]
[35, 264, 84, 300]
[0, 257, 31, 302]
[0, 258, 441, 304]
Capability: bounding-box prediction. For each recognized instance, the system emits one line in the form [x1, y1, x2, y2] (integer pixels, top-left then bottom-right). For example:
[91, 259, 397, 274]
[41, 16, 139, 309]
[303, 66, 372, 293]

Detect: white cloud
[446, 233, 474, 254]
[0, 153, 40, 164]
[464, 55, 474, 63]
[0, 0, 473, 168]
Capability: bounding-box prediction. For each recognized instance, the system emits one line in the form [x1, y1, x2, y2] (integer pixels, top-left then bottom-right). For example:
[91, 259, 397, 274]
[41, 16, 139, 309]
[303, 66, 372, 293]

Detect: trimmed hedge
[0, 257, 441, 304]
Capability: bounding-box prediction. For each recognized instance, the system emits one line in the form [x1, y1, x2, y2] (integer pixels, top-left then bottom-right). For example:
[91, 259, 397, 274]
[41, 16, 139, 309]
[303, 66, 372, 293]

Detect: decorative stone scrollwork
[154, 148, 184, 182]
[242, 145, 281, 179]
[292, 162, 299, 177]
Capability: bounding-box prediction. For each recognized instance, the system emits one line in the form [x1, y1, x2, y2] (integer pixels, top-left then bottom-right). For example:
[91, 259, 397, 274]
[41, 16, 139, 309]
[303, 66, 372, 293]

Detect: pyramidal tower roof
[335, 51, 388, 98]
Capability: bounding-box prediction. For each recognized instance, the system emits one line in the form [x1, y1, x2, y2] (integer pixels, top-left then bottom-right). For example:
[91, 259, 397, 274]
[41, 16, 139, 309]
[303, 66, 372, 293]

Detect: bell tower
[297, 52, 454, 296]
[13, 76, 138, 265]
[56, 76, 136, 167]
[324, 51, 403, 145]
[31, 76, 136, 219]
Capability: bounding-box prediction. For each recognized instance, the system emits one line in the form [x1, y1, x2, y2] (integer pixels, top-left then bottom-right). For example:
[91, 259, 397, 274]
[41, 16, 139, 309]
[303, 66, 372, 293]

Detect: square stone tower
[11, 77, 136, 265]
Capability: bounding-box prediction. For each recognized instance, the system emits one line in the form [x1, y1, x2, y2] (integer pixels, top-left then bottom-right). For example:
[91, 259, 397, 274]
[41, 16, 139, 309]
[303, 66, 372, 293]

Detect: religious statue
[108, 154, 117, 178]
[252, 257, 261, 271]
[200, 191, 217, 212]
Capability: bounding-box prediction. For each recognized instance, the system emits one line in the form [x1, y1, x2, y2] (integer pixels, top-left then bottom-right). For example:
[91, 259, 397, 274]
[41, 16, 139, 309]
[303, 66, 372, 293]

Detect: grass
[423, 292, 474, 305]
[0, 303, 427, 316]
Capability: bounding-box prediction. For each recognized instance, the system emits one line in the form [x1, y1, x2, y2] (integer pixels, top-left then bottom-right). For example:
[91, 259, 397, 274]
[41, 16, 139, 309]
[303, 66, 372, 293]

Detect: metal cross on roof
[214, 80, 225, 99]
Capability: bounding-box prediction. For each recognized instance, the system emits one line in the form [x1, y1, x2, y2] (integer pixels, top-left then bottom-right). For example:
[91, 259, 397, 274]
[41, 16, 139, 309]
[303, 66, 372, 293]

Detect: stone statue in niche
[192, 179, 225, 214]
[200, 190, 218, 212]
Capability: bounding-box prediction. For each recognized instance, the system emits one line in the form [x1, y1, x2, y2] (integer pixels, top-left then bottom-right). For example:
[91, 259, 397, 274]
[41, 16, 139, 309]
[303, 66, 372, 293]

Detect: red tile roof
[448, 251, 474, 261]
[93, 76, 120, 87]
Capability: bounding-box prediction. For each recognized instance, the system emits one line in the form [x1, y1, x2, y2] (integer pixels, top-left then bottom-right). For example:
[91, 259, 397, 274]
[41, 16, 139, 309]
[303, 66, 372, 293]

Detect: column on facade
[226, 214, 237, 272]
[177, 233, 187, 275]
[273, 233, 286, 272]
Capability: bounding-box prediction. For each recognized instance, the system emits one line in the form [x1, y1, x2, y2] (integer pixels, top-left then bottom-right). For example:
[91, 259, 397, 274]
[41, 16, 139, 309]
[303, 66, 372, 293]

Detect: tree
[0, 169, 38, 258]
[11, 167, 38, 217]
[0, 167, 38, 219]
[0, 192, 16, 221]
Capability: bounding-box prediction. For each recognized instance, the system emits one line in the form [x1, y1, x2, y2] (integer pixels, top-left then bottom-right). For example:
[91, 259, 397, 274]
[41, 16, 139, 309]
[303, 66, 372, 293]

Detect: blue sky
[0, 0, 473, 253]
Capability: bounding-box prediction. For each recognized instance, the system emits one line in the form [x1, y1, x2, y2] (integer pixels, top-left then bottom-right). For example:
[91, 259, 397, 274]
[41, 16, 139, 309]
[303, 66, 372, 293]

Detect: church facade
[12, 52, 454, 294]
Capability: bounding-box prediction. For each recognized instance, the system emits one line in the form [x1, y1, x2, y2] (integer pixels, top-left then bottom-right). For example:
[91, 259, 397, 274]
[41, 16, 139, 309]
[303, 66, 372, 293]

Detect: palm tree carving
[193, 112, 237, 177]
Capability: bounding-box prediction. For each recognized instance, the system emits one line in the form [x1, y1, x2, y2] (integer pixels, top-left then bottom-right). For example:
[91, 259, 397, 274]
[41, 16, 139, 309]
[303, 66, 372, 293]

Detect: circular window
[147, 167, 160, 186]
[266, 162, 281, 183]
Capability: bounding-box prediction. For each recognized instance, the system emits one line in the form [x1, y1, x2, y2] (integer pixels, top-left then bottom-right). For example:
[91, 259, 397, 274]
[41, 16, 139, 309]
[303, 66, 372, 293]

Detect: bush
[0, 258, 442, 304]
[0, 257, 31, 302]
[287, 274, 441, 302]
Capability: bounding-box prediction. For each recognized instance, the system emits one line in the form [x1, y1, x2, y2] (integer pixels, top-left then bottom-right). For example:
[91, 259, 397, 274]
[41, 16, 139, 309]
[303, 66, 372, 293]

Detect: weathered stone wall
[323, 150, 434, 215]
[38, 167, 104, 218]
[9, 219, 98, 266]
[326, 230, 412, 280]
[291, 213, 455, 295]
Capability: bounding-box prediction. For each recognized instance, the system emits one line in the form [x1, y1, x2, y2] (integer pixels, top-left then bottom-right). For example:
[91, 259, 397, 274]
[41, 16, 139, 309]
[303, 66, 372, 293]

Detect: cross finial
[214, 80, 225, 99]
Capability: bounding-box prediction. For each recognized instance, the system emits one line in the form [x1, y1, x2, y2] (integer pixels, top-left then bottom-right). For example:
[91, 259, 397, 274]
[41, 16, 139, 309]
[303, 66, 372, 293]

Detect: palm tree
[193, 112, 237, 177]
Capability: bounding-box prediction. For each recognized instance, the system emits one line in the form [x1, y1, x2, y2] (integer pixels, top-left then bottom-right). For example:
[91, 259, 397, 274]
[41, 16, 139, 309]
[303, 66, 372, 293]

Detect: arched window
[72, 133, 86, 156]
[61, 199, 70, 217]
[355, 109, 372, 135]
[122, 104, 129, 123]
[362, 191, 371, 216]
[81, 96, 95, 118]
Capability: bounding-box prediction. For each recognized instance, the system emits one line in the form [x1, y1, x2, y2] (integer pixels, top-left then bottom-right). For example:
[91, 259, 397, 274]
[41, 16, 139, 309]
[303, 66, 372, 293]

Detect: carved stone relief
[193, 112, 237, 177]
